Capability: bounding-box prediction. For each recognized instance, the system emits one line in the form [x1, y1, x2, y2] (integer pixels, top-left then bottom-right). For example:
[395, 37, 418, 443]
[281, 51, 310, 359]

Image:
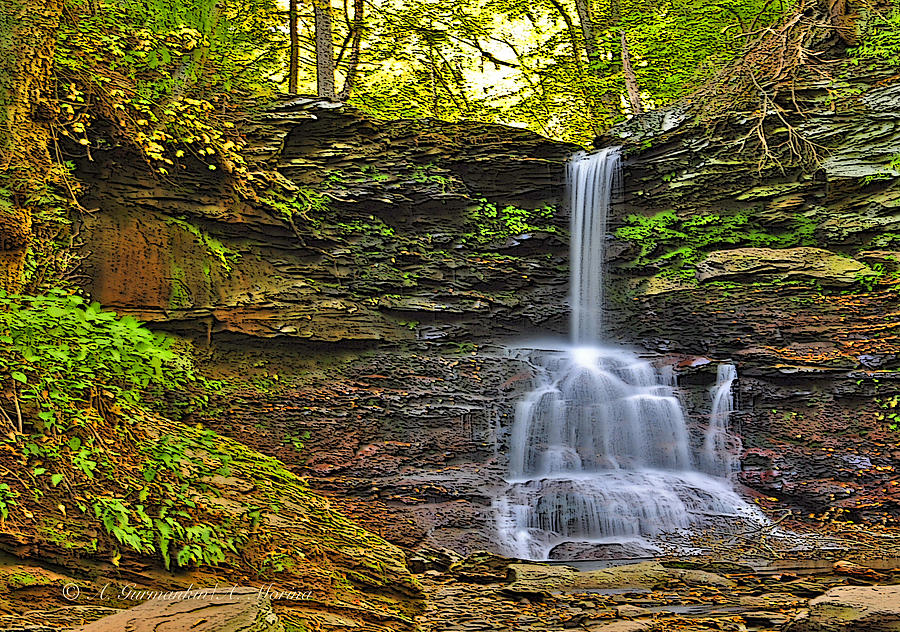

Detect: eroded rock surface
[506, 562, 735, 593]
[694, 247, 873, 286]
[72, 588, 283, 632]
[785, 585, 900, 632]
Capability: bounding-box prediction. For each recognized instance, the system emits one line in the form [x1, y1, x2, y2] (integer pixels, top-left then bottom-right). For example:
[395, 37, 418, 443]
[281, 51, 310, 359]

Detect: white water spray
[494, 149, 764, 560]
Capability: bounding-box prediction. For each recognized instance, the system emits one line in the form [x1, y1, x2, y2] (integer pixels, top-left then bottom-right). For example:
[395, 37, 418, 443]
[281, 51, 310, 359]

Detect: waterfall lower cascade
[700, 364, 741, 478]
[494, 149, 765, 561]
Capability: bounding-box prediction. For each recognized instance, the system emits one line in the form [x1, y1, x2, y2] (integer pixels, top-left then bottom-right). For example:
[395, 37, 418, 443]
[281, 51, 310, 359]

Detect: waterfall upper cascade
[494, 149, 765, 560]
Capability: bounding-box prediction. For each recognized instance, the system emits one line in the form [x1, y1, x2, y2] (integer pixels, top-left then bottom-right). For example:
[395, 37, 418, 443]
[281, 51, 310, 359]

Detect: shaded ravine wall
[76, 73, 900, 554]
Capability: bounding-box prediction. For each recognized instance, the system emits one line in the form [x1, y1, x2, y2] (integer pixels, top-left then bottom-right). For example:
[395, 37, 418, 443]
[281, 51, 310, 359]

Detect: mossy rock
[695, 247, 874, 287]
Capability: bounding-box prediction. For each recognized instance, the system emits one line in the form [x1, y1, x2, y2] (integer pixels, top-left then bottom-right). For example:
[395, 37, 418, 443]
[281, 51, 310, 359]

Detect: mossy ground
[0, 402, 421, 628]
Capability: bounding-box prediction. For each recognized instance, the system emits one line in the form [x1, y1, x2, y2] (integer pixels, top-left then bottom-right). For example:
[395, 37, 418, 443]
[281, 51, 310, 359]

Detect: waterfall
[700, 363, 740, 478]
[570, 148, 621, 344]
[494, 149, 764, 561]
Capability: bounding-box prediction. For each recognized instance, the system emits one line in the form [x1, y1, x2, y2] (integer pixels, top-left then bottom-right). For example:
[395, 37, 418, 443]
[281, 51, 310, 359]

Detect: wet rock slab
[506, 561, 736, 593]
[785, 585, 900, 632]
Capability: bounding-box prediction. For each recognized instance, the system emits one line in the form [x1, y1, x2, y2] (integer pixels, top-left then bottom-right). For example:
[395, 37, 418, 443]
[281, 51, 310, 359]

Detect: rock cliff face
[77, 98, 577, 553]
[75, 59, 900, 556]
[600, 60, 900, 521]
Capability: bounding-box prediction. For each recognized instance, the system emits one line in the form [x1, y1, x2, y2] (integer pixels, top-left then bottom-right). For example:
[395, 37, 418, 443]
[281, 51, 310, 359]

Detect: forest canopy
[50, 0, 805, 147]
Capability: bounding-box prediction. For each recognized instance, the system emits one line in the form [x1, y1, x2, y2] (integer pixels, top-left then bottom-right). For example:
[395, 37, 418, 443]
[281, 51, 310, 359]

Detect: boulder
[548, 541, 658, 561]
[72, 588, 284, 632]
[784, 585, 900, 632]
[450, 551, 518, 584]
[407, 547, 463, 574]
[506, 561, 735, 593]
[615, 604, 652, 618]
[832, 559, 886, 581]
[585, 622, 650, 632]
[694, 247, 873, 286]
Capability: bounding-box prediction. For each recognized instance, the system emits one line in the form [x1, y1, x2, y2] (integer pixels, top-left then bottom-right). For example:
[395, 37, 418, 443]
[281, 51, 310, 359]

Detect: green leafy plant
[261, 188, 330, 226]
[0, 484, 20, 521]
[360, 165, 391, 182]
[281, 430, 311, 452]
[877, 394, 900, 432]
[856, 263, 885, 292]
[0, 290, 246, 568]
[0, 290, 196, 428]
[468, 199, 556, 244]
[337, 217, 396, 238]
[410, 163, 454, 192]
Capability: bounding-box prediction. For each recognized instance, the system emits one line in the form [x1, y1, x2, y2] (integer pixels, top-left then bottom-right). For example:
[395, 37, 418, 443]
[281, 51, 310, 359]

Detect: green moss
[409, 163, 455, 191]
[615, 210, 818, 275]
[5, 572, 43, 588]
[165, 217, 240, 273]
[38, 516, 99, 553]
[337, 217, 395, 238]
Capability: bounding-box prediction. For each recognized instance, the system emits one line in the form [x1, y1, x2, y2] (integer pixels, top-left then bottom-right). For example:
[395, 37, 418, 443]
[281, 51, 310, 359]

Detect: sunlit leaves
[349, 0, 795, 143]
[54, 0, 281, 177]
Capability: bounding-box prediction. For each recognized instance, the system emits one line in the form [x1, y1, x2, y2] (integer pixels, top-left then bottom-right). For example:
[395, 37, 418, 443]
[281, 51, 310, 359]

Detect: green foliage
[614, 210, 817, 269]
[55, 0, 283, 177]
[77, 429, 246, 570]
[261, 188, 330, 226]
[410, 163, 454, 192]
[856, 263, 885, 292]
[877, 394, 900, 432]
[0, 160, 80, 294]
[859, 154, 900, 184]
[360, 165, 391, 182]
[468, 198, 556, 243]
[282, 430, 311, 453]
[0, 290, 247, 568]
[0, 484, 19, 521]
[850, 5, 900, 66]
[0, 290, 195, 425]
[351, 0, 794, 143]
[337, 218, 396, 238]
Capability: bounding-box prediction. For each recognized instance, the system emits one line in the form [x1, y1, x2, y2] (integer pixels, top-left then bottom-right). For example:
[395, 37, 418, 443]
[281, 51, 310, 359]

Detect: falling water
[494, 149, 764, 560]
[570, 147, 621, 343]
[700, 364, 740, 478]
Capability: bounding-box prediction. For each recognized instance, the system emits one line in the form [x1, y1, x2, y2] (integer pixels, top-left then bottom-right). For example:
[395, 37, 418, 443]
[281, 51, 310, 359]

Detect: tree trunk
[288, 0, 300, 93]
[824, 0, 857, 43]
[312, 0, 336, 100]
[0, 0, 63, 292]
[547, 0, 606, 130]
[621, 32, 642, 115]
[594, 0, 620, 118]
[338, 0, 363, 100]
[547, 0, 587, 78]
[574, 0, 599, 66]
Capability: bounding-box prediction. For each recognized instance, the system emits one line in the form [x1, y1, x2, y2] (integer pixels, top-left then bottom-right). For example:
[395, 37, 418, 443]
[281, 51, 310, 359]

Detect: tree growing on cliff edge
[313, 0, 337, 99]
[0, 0, 63, 292]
